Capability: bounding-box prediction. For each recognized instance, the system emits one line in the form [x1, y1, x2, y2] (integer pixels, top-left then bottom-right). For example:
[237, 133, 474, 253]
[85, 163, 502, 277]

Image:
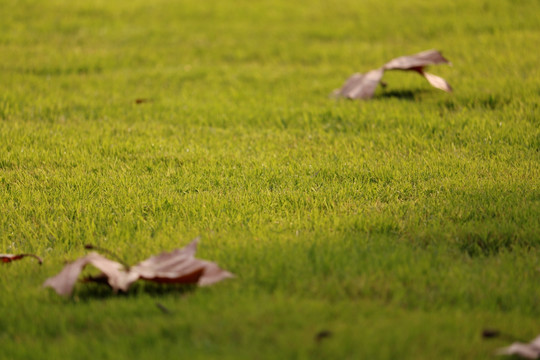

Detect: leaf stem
[84, 244, 130, 270]
[22, 254, 43, 265]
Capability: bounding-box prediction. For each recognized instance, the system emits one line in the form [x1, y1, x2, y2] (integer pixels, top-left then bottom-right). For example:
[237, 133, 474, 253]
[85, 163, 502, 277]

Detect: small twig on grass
[156, 302, 172, 314]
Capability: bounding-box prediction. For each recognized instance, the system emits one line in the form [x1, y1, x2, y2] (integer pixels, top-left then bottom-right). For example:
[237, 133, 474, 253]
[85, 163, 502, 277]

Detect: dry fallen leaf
[334, 49, 452, 99]
[134, 98, 152, 104]
[1, 253, 43, 264]
[497, 335, 540, 359]
[43, 238, 234, 296]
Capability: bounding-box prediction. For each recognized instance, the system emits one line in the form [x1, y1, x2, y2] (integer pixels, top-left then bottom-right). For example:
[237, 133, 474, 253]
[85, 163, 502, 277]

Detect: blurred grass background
[1, 0, 539, 358]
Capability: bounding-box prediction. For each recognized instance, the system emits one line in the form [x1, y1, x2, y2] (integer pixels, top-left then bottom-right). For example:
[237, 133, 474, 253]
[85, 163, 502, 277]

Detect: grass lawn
[1, 0, 539, 358]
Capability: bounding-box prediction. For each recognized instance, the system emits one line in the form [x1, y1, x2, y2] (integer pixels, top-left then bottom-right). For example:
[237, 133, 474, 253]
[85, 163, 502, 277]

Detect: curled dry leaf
[43, 238, 234, 296]
[1, 253, 43, 264]
[43, 252, 134, 295]
[334, 49, 452, 99]
[497, 335, 540, 359]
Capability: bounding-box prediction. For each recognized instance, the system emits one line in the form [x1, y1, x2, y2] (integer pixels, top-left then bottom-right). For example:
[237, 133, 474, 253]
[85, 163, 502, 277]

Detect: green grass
[1, 0, 539, 358]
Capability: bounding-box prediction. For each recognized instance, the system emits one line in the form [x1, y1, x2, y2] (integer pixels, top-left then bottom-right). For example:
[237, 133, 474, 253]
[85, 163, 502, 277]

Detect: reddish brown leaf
[1, 253, 43, 264]
[130, 239, 233, 286]
[334, 49, 452, 99]
[497, 335, 540, 359]
[43, 238, 234, 296]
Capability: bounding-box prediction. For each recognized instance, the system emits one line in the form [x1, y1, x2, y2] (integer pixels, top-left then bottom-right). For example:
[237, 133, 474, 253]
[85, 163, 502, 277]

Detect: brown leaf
[421, 71, 452, 92]
[332, 69, 384, 100]
[381, 49, 450, 71]
[43, 238, 234, 296]
[1, 253, 43, 264]
[497, 335, 540, 359]
[334, 49, 452, 99]
[43, 252, 134, 296]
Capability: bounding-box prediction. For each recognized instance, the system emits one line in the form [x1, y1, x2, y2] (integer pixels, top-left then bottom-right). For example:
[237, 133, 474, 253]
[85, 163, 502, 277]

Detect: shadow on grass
[72, 281, 198, 301]
[375, 88, 432, 100]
